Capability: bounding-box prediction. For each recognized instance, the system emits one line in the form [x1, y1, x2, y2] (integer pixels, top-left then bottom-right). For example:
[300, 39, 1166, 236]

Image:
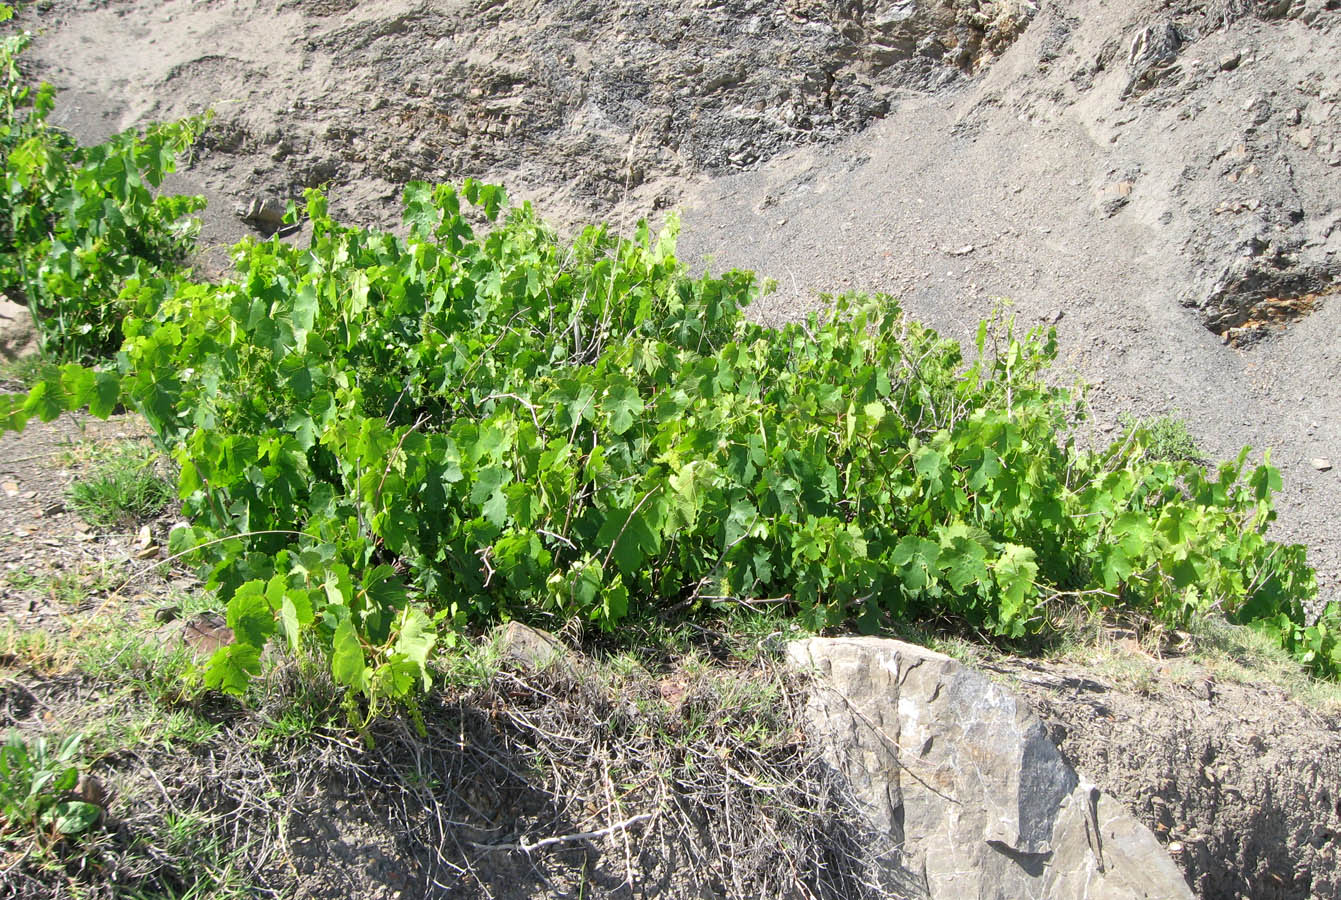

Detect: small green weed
[2, 564, 42, 592]
[73, 621, 201, 706]
[153, 709, 221, 748]
[1119, 411, 1203, 463]
[89, 707, 220, 758]
[45, 560, 122, 609]
[0, 621, 71, 673]
[66, 443, 174, 529]
[250, 710, 317, 751]
[1187, 616, 1341, 710]
[436, 635, 505, 691]
[123, 812, 253, 900]
[0, 730, 101, 850]
[0, 354, 58, 389]
[249, 661, 346, 748]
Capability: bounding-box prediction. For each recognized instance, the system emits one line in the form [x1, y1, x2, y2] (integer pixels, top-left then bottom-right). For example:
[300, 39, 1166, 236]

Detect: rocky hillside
[9, 1, 1341, 898]
[32, 0, 1035, 211]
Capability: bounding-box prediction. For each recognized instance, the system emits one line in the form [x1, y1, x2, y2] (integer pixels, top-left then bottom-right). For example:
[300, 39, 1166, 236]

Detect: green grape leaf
[403, 181, 442, 239]
[913, 446, 946, 495]
[603, 378, 645, 436]
[203, 644, 262, 695]
[331, 617, 369, 693]
[891, 536, 941, 593]
[600, 576, 629, 625]
[24, 380, 66, 423]
[993, 544, 1038, 637]
[291, 285, 318, 349]
[938, 532, 989, 594]
[279, 589, 314, 653]
[59, 364, 95, 409]
[89, 371, 121, 418]
[47, 800, 100, 835]
[227, 580, 276, 648]
[392, 606, 437, 690]
[597, 497, 663, 574]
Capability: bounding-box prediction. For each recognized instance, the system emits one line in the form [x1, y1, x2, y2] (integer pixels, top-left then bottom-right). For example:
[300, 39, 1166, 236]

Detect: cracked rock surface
[787, 636, 1196, 900]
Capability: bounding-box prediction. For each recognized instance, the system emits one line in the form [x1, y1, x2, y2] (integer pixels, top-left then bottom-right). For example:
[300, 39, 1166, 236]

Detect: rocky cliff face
[34, 0, 1338, 339]
[33, 0, 1035, 213]
[287, 0, 1035, 204]
[970, 0, 1341, 341]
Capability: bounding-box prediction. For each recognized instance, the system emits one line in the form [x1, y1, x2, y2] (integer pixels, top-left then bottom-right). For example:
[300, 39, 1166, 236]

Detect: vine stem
[93, 528, 322, 617]
[374, 411, 431, 504]
[470, 812, 654, 855]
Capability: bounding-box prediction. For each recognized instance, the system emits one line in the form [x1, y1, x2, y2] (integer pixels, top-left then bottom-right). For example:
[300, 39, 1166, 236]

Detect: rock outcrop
[25, 0, 1037, 219]
[787, 636, 1194, 899]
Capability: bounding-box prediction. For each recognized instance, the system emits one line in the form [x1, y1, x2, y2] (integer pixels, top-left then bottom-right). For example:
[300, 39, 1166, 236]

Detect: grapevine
[0, 14, 1333, 717]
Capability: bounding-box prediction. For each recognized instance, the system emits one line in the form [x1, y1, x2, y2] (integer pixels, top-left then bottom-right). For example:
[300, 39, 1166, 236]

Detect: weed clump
[0, 731, 100, 851]
[1119, 411, 1203, 464]
[65, 445, 174, 530]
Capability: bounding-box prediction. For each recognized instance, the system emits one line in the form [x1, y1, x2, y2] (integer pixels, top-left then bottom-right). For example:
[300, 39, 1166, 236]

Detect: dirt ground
[0, 411, 185, 635]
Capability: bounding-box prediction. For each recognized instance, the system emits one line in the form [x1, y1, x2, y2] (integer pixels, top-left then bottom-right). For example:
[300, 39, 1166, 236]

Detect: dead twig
[470, 811, 655, 855]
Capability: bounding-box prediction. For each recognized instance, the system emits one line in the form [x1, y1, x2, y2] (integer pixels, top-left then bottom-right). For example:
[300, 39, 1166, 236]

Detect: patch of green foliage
[0, 352, 58, 388]
[5, 181, 1332, 721]
[0, 6, 206, 362]
[0, 12, 1332, 724]
[66, 443, 175, 528]
[0, 730, 100, 851]
[1119, 411, 1203, 464]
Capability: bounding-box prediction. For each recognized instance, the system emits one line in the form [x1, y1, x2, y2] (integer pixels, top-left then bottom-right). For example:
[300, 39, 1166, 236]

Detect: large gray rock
[786, 636, 1194, 900]
[0, 296, 36, 360]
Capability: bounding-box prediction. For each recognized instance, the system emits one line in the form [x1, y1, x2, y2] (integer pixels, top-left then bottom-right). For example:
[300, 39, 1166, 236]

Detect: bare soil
[0, 412, 186, 634]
